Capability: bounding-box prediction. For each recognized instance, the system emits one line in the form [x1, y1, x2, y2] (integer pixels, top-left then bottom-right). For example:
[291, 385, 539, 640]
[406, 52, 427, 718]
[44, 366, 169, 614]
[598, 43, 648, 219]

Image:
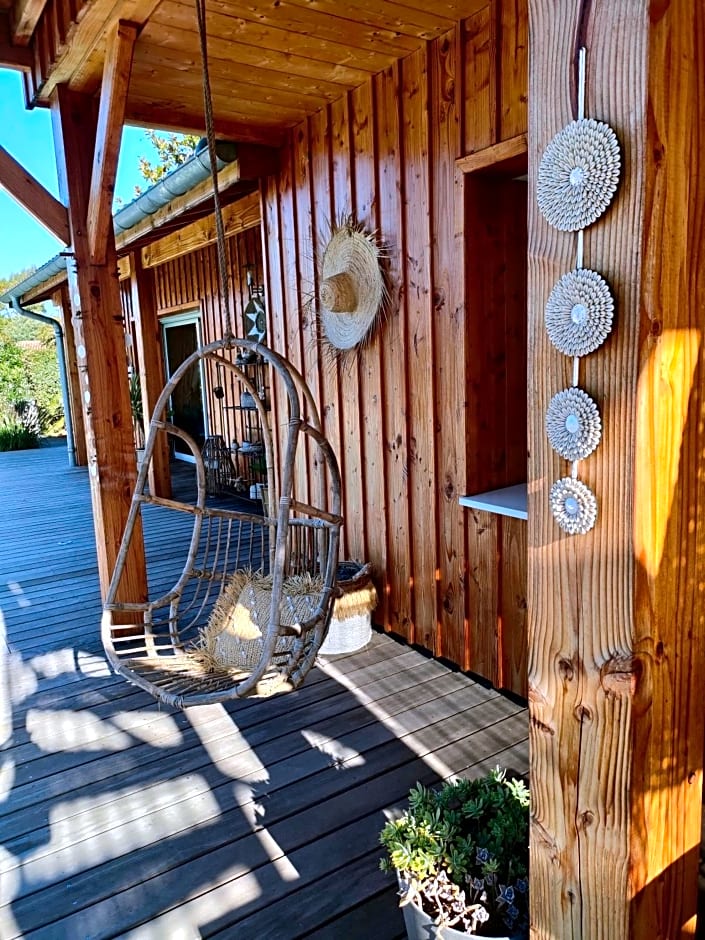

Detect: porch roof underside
[1, 0, 487, 144]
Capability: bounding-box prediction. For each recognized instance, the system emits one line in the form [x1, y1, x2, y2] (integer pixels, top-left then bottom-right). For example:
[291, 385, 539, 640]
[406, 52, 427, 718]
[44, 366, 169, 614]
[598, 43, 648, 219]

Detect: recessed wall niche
[462, 137, 528, 496]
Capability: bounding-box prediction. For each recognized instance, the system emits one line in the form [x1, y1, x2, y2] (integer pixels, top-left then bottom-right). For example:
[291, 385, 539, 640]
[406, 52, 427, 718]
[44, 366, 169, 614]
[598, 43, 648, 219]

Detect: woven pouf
[319, 562, 378, 655]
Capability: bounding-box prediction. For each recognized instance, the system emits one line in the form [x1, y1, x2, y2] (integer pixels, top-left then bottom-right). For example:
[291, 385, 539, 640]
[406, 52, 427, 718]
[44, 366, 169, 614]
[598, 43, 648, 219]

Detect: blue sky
[0, 68, 162, 278]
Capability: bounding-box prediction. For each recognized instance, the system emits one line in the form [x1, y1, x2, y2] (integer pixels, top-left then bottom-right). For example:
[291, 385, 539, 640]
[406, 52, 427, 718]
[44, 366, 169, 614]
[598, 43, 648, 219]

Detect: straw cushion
[198, 571, 323, 671]
[319, 219, 384, 350]
[537, 119, 621, 231]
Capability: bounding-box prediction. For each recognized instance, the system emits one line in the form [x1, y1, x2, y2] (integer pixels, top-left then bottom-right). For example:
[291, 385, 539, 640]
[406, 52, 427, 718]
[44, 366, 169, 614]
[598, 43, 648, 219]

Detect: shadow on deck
[0, 446, 528, 939]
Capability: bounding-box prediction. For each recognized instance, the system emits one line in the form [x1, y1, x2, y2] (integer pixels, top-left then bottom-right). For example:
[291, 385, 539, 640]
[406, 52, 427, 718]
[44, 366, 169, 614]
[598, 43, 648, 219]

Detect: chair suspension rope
[195, 0, 233, 337]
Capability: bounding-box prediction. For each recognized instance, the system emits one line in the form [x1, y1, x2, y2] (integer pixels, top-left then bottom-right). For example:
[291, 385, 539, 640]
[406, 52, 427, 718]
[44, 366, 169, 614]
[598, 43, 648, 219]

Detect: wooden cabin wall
[261, 3, 528, 695]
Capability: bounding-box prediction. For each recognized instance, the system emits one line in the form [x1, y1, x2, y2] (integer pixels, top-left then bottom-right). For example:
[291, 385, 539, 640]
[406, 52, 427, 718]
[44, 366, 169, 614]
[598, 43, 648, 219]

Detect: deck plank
[0, 446, 528, 938]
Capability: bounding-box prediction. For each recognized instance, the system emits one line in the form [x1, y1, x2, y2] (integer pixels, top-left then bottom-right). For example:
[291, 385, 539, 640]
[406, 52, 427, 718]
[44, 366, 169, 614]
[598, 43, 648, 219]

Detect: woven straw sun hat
[319, 220, 384, 351]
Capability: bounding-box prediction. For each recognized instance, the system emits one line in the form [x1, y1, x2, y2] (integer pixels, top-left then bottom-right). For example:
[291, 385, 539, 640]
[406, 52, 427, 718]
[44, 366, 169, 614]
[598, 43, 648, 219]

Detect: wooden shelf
[456, 134, 527, 176]
[459, 484, 527, 520]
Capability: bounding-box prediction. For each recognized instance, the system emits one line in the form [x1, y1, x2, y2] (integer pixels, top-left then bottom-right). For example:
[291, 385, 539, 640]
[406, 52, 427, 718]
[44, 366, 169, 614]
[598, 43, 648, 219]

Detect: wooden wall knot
[573, 703, 593, 723]
[433, 287, 446, 311]
[442, 584, 455, 614]
[578, 809, 595, 829]
[530, 714, 555, 736]
[558, 657, 576, 682]
[600, 655, 642, 698]
[443, 476, 455, 500]
[531, 818, 559, 854]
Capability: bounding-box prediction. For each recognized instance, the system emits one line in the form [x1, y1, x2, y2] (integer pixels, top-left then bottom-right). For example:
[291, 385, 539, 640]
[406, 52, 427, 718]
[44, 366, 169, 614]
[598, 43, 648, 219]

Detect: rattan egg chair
[102, 338, 342, 708]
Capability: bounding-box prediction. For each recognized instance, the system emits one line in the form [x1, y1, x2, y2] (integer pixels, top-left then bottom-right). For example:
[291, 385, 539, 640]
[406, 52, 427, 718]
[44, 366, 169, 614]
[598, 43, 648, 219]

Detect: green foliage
[380, 768, 529, 936]
[0, 407, 40, 451]
[134, 131, 200, 194]
[129, 372, 143, 426]
[0, 270, 63, 436]
[0, 316, 63, 436]
[0, 322, 27, 404]
[25, 345, 63, 433]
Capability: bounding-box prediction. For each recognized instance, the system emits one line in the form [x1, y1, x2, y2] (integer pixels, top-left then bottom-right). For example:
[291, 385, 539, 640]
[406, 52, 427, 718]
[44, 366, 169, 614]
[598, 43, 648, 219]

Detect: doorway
[161, 312, 208, 461]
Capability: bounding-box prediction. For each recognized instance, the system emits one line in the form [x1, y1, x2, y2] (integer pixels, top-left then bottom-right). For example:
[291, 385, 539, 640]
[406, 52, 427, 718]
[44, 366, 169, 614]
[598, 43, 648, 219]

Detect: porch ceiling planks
[24, 0, 489, 141]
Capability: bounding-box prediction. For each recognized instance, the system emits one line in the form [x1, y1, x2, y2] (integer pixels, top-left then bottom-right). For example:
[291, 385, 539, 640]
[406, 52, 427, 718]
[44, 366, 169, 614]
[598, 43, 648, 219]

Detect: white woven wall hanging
[539, 47, 621, 537]
[549, 477, 598, 535]
[546, 387, 602, 461]
[537, 119, 621, 231]
[545, 268, 614, 357]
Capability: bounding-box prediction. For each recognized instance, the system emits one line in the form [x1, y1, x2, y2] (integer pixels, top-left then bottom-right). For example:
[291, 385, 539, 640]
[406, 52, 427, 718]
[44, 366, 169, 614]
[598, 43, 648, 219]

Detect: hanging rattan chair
[102, 338, 342, 708]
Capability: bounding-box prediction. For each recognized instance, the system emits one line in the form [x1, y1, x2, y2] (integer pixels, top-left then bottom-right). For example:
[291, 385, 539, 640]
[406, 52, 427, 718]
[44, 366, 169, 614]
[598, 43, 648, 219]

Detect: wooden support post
[52, 285, 87, 467]
[51, 85, 146, 604]
[528, 2, 705, 937]
[129, 250, 171, 499]
[88, 20, 137, 264]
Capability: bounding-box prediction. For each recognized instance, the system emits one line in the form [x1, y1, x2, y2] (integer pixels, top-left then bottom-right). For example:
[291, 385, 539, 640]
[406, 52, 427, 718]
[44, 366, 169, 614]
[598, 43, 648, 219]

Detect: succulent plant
[380, 768, 529, 936]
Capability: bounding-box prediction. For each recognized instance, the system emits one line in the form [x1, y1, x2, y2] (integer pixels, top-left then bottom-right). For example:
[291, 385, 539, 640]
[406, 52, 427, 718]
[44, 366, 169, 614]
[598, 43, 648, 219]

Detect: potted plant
[380, 767, 529, 939]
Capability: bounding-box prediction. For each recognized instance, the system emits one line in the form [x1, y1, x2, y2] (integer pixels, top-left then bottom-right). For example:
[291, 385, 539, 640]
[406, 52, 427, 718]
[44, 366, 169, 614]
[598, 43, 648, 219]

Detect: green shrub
[0, 416, 40, 451]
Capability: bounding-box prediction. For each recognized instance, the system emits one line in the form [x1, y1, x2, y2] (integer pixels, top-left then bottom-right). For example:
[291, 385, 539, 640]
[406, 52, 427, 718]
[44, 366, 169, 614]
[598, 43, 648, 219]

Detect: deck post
[50, 84, 146, 604]
[129, 250, 171, 499]
[528, 2, 705, 937]
[52, 284, 87, 467]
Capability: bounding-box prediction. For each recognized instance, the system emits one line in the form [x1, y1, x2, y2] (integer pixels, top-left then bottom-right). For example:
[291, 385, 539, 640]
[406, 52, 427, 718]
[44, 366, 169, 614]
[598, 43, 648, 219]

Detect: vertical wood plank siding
[137, 6, 528, 695]
[262, 8, 528, 694]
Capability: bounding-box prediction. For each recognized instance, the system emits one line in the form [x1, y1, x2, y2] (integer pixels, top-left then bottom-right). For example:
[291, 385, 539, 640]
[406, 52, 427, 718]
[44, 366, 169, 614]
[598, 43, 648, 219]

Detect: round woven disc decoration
[550, 477, 598, 535]
[546, 386, 602, 461]
[319, 219, 384, 351]
[537, 119, 621, 231]
[545, 268, 615, 357]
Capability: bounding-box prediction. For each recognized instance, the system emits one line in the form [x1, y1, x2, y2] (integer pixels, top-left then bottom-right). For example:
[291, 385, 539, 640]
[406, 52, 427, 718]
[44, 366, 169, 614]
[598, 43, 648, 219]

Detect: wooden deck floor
[0, 445, 528, 939]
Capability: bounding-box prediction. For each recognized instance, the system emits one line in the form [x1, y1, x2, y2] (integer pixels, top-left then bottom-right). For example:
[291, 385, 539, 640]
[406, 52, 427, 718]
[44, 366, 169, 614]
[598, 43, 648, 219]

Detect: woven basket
[319, 562, 377, 655]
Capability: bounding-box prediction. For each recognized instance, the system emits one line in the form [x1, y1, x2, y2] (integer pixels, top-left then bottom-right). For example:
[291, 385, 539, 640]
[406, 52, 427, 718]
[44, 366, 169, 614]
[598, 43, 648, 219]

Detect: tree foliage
[134, 131, 200, 195]
[0, 270, 63, 435]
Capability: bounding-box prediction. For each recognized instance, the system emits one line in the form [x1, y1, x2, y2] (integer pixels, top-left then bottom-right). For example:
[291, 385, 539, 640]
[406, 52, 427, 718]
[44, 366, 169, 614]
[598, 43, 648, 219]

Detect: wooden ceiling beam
[0, 10, 32, 68]
[10, 0, 50, 45]
[87, 20, 137, 264]
[0, 143, 69, 243]
[140, 191, 261, 268]
[124, 103, 288, 147]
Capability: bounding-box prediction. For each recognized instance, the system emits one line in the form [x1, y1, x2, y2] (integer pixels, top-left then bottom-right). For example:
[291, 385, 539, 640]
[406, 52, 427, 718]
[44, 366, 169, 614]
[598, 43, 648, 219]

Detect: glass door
[161, 312, 208, 461]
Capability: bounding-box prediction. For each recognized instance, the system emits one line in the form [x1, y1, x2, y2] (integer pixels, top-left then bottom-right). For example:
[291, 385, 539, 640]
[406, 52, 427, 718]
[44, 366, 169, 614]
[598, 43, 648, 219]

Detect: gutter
[113, 137, 238, 234]
[0, 137, 239, 305]
[0, 254, 68, 305]
[8, 298, 76, 468]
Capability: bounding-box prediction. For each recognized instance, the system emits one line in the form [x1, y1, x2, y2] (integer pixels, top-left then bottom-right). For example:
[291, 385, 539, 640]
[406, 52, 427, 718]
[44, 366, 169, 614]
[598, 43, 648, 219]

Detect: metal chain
[195, 0, 233, 337]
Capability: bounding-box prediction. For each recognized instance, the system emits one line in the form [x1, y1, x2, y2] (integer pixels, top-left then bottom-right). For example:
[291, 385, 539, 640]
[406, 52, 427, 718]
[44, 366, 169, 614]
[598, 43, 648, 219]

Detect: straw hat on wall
[318, 218, 386, 351]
